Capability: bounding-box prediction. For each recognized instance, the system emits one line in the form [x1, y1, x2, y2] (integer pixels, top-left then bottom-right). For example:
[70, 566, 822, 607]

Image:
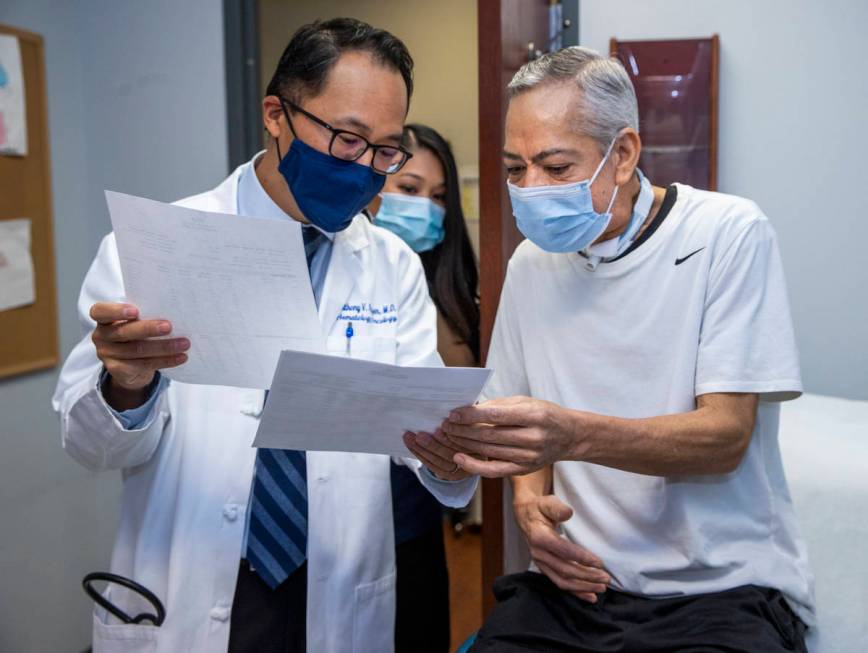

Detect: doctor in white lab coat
[53, 18, 476, 653]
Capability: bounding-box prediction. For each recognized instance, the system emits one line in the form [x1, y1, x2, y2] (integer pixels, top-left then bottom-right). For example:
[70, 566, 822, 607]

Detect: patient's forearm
[574, 393, 758, 476]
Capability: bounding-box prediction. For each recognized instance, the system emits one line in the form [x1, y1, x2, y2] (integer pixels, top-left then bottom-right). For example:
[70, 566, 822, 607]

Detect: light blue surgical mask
[374, 192, 446, 252]
[508, 137, 620, 253]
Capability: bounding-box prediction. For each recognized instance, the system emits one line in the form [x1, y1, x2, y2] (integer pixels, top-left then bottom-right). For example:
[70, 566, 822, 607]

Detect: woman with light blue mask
[368, 123, 480, 653]
[375, 182, 447, 254]
[370, 123, 479, 367]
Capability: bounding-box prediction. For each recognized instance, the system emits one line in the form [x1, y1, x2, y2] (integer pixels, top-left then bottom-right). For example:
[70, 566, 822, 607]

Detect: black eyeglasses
[279, 98, 412, 175]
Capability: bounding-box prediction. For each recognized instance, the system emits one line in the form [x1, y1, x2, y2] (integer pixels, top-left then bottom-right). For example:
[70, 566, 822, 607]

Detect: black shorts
[470, 572, 807, 653]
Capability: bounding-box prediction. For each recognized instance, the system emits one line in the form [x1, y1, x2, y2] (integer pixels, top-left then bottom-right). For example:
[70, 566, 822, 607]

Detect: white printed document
[106, 191, 323, 388]
[0, 218, 35, 311]
[254, 350, 492, 457]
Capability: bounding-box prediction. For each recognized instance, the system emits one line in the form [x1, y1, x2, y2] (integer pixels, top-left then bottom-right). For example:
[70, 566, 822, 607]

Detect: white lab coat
[52, 163, 478, 653]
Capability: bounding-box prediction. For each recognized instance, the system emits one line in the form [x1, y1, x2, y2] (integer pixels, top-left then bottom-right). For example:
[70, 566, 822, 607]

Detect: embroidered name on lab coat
[338, 302, 397, 325]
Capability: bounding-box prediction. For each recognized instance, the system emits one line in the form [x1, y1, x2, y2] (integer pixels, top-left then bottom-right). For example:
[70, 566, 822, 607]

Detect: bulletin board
[0, 24, 59, 379]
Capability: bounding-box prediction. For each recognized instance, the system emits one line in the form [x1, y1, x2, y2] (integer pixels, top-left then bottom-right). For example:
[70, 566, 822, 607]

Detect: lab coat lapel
[318, 218, 367, 334]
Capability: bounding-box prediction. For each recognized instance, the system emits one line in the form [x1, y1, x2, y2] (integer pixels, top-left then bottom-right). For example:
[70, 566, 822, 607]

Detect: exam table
[779, 392, 868, 653]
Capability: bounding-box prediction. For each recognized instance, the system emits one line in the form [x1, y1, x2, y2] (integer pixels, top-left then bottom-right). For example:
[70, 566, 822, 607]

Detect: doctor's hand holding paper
[88, 302, 188, 409]
[402, 428, 473, 481]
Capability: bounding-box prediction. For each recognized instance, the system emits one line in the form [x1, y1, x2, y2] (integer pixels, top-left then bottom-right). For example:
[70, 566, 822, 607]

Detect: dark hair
[266, 18, 414, 104]
[405, 124, 480, 363]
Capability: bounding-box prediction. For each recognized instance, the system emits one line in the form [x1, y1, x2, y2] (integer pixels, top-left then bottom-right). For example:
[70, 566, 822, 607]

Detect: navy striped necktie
[246, 226, 323, 588]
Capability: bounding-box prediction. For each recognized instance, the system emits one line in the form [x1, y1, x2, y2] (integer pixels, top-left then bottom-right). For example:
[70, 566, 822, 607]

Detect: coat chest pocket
[325, 335, 396, 363]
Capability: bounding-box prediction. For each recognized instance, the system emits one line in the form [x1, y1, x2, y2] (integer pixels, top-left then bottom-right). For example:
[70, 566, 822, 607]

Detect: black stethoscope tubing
[82, 572, 166, 626]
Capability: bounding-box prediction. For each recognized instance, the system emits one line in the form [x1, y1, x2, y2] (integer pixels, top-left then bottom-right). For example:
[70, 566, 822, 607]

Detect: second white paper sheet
[106, 191, 323, 388]
[254, 350, 492, 458]
[0, 218, 35, 311]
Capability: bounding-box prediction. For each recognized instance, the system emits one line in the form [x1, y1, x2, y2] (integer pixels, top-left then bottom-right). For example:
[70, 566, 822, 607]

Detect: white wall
[0, 1, 227, 650]
[581, 0, 868, 400]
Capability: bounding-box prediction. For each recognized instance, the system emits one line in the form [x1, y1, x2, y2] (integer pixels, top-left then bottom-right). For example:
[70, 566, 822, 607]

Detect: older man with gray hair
[436, 46, 813, 651]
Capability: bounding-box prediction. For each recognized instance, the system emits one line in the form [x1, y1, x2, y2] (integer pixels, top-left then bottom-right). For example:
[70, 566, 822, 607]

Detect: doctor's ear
[262, 96, 286, 140]
[613, 129, 641, 186]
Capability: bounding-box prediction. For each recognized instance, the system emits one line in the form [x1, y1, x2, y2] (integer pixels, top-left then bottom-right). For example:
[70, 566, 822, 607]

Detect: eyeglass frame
[278, 97, 413, 175]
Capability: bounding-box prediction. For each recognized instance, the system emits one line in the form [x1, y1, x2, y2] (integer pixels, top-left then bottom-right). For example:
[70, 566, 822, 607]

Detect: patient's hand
[442, 397, 582, 477]
[514, 493, 611, 603]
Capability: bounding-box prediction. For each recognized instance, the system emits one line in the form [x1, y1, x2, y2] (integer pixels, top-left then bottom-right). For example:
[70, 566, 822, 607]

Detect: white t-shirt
[484, 183, 815, 624]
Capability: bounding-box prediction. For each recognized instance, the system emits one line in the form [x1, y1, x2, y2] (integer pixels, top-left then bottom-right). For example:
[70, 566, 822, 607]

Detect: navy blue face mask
[276, 137, 386, 233]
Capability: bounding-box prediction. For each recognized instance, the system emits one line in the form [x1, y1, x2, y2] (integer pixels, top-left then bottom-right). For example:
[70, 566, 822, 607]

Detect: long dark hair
[404, 124, 480, 363]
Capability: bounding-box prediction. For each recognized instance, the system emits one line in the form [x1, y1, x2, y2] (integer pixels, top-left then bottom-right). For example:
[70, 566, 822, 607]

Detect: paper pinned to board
[0, 34, 27, 156]
[105, 191, 324, 389]
[254, 350, 493, 458]
[0, 218, 36, 311]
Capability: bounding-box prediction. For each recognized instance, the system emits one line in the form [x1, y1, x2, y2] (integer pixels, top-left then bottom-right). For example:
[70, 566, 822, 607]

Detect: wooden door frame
[477, 0, 508, 619]
[477, 0, 579, 619]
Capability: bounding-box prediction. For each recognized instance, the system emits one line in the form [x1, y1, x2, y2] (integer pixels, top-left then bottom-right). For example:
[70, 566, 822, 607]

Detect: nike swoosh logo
[675, 247, 706, 266]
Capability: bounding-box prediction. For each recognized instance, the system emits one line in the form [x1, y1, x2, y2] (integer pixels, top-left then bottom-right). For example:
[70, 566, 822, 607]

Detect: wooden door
[477, 0, 554, 618]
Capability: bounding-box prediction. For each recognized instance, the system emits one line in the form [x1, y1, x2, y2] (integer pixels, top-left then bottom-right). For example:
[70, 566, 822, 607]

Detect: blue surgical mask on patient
[508, 137, 622, 253]
[374, 192, 446, 252]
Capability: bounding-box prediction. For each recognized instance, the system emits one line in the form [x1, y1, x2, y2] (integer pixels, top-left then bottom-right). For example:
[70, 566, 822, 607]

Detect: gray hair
[507, 46, 639, 152]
